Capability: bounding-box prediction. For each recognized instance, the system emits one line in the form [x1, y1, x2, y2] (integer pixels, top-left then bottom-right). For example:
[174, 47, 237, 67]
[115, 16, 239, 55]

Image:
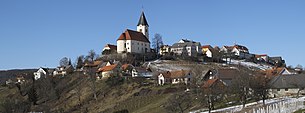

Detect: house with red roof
[117, 12, 151, 54]
[158, 70, 192, 85]
[255, 54, 269, 62]
[96, 64, 120, 79]
[121, 64, 134, 76]
[202, 45, 219, 58]
[220, 44, 253, 59]
[102, 44, 117, 54]
[202, 78, 227, 89]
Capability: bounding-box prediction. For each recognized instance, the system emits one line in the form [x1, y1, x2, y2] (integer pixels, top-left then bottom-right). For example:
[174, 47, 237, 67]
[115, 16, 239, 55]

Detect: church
[117, 12, 151, 54]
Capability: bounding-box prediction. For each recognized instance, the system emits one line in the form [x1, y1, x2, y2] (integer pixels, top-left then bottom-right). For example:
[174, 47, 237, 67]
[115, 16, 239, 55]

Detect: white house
[202, 45, 218, 58]
[221, 44, 252, 59]
[102, 44, 117, 54]
[96, 64, 120, 79]
[117, 12, 150, 54]
[34, 67, 53, 80]
[53, 65, 74, 76]
[158, 70, 192, 85]
[171, 39, 202, 57]
[269, 74, 305, 97]
[159, 45, 171, 55]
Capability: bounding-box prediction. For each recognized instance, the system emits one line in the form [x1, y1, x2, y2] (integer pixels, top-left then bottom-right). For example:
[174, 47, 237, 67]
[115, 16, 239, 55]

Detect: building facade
[117, 12, 150, 54]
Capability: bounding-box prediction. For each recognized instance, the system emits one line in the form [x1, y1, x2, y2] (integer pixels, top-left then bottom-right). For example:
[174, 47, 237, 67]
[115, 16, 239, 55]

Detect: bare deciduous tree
[230, 69, 252, 108]
[152, 33, 163, 57]
[165, 93, 192, 113]
[60, 57, 70, 67]
[250, 75, 270, 105]
[86, 49, 97, 63]
[85, 50, 98, 101]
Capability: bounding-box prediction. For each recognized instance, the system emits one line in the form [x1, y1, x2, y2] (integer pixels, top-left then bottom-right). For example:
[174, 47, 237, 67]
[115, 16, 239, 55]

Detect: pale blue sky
[1, 0, 305, 70]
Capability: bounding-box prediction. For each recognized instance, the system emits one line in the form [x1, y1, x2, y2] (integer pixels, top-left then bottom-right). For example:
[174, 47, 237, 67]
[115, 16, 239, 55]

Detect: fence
[247, 98, 305, 113]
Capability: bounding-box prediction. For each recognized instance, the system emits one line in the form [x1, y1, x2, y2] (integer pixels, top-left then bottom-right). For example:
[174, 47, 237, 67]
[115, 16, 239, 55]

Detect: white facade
[269, 88, 304, 97]
[158, 74, 165, 85]
[117, 40, 150, 53]
[34, 68, 47, 80]
[281, 68, 292, 75]
[137, 25, 149, 39]
[205, 49, 213, 58]
[171, 39, 202, 57]
[160, 45, 171, 55]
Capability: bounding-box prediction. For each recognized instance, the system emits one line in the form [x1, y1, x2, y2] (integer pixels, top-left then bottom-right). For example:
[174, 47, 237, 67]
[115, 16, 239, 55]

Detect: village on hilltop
[2, 11, 305, 113]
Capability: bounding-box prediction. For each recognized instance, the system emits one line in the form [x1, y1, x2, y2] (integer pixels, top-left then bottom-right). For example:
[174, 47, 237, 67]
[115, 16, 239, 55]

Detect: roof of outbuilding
[269, 74, 305, 89]
[202, 79, 218, 88]
[97, 64, 117, 72]
[161, 70, 191, 79]
[172, 40, 201, 48]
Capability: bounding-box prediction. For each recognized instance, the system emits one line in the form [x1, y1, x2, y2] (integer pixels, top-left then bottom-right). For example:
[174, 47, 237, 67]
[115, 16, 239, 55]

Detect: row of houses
[33, 65, 74, 80]
[29, 58, 305, 98]
[98, 11, 285, 68]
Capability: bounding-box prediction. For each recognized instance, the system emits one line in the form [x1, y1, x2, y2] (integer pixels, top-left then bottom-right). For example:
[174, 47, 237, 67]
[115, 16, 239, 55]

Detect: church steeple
[137, 11, 149, 39]
[137, 11, 149, 26]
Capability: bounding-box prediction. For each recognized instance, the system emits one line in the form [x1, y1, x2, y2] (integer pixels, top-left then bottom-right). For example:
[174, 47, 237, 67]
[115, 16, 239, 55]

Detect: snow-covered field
[146, 60, 192, 72]
[191, 96, 305, 113]
[226, 59, 273, 70]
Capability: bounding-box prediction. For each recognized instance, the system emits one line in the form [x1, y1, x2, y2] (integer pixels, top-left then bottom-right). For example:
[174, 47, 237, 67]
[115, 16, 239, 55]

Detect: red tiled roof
[202, 79, 218, 88]
[117, 29, 150, 43]
[121, 64, 132, 70]
[255, 54, 268, 58]
[263, 67, 285, 76]
[161, 70, 191, 78]
[233, 45, 249, 51]
[217, 69, 239, 79]
[84, 61, 102, 67]
[97, 64, 117, 72]
[202, 45, 213, 49]
[105, 44, 117, 50]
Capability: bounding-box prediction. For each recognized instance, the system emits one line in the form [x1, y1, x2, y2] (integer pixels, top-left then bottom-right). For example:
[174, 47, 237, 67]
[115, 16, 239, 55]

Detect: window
[127, 47, 130, 50]
[285, 88, 288, 91]
[127, 43, 129, 45]
[139, 29, 142, 32]
[277, 89, 280, 91]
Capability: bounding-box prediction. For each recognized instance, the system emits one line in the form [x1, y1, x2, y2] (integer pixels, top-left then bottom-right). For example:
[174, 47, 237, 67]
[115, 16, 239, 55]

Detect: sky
[0, 0, 305, 70]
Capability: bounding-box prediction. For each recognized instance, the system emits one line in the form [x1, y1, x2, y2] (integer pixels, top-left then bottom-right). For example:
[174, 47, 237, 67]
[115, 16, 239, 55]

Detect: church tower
[137, 11, 149, 40]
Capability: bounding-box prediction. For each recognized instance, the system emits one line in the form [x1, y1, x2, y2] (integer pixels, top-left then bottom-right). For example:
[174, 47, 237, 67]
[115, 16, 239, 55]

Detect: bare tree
[190, 66, 206, 97]
[165, 93, 192, 113]
[230, 69, 252, 108]
[202, 84, 226, 113]
[86, 49, 97, 63]
[85, 50, 98, 101]
[296, 64, 303, 70]
[152, 33, 163, 57]
[250, 76, 270, 105]
[59, 57, 70, 67]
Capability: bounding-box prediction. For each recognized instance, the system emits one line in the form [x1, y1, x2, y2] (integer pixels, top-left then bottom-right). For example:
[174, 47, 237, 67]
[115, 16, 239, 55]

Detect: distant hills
[0, 69, 36, 84]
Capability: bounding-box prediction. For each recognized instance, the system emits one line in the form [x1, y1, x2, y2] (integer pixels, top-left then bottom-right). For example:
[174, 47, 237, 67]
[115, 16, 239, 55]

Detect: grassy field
[294, 109, 305, 113]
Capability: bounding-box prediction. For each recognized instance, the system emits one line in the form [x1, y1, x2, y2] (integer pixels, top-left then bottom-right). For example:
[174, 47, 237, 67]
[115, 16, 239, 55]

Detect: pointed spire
[137, 11, 149, 26]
